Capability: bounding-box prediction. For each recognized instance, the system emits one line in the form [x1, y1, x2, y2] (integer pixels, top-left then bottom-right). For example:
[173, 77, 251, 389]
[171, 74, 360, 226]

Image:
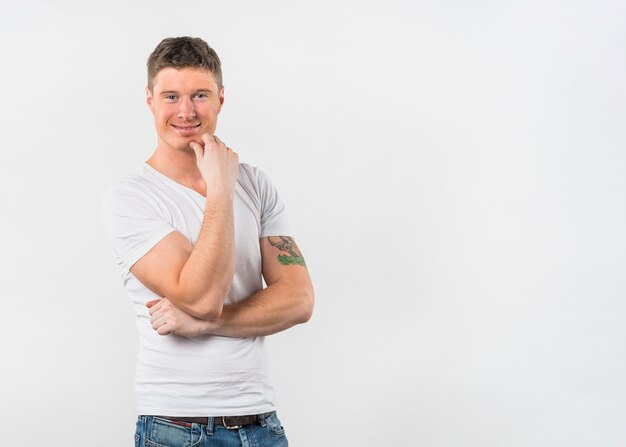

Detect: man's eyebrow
[159, 89, 213, 96]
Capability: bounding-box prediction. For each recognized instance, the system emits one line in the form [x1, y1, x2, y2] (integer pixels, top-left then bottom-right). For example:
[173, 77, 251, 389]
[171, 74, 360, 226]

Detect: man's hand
[147, 298, 212, 337]
[189, 134, 239, 200]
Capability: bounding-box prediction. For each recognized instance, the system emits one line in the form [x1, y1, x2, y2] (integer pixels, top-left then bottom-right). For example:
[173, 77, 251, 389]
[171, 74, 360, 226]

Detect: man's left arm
[148, 236, 314, 338]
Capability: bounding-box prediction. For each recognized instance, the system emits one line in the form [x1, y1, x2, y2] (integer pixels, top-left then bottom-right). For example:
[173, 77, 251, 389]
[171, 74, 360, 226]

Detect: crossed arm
[134, 234, 314, 338]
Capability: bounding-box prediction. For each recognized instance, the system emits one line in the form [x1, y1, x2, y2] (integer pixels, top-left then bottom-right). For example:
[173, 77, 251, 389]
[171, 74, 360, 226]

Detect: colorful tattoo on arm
[268, 236, 307, 266]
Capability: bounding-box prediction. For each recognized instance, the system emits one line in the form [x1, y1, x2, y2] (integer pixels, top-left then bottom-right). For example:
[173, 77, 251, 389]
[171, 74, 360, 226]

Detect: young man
[101, 36, 313, 447]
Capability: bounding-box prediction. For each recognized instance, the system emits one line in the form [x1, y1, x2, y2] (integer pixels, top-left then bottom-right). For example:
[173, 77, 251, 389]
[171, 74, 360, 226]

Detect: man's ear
[218, 86, 225, 113]
[146, 86, 154, 113]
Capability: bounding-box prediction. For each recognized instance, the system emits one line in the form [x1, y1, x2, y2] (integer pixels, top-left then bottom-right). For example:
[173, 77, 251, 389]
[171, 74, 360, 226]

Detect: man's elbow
[198, 303, 224, 321]
[201, 288, 231, 320]
[184, 289, 228, 321]
[297, 286, 315, 324]
[175, 300, 222, 321]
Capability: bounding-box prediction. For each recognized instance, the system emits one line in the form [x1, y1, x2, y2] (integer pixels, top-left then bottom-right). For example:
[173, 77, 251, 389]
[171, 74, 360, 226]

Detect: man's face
[147, 67, 224, 152]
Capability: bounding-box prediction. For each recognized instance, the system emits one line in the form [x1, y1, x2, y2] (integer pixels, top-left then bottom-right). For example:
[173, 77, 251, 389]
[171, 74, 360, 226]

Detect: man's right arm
[130, 135, 239, 320]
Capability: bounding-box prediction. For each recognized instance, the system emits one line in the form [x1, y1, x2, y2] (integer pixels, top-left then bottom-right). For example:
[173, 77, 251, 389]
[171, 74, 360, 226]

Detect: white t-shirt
[100, 162, 292, 416]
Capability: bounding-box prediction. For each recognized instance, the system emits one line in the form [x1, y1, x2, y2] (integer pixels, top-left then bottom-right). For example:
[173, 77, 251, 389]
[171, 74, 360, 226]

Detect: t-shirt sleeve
[100, 183, 176, 272]
[255, 168, 293, 238]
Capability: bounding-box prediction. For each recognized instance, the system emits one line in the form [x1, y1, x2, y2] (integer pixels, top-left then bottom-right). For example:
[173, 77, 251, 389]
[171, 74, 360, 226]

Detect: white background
[1, 0, 625, 445]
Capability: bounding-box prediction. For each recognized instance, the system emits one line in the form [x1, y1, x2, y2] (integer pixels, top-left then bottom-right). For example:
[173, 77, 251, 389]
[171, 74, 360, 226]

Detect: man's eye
[194, 93, 207, 99]
[165, 95, 177, 101]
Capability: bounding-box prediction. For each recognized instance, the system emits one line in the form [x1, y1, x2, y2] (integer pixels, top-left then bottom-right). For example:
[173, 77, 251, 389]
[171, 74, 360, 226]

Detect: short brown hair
[147, 37, 222, 91]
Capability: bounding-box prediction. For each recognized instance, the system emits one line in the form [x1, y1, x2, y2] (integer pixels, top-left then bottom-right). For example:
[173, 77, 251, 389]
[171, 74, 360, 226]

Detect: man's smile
[172, 123, 201, 135]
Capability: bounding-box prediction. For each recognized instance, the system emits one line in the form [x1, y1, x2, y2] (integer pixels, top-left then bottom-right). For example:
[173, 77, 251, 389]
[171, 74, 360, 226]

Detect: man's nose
[177, 97, 196, 119]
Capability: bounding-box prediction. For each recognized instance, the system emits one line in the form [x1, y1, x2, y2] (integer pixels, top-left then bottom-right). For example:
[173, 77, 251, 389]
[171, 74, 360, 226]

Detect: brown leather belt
[156, 413, 271, 429]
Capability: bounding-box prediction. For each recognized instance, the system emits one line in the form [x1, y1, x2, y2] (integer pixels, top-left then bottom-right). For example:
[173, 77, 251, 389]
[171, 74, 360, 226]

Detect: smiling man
[101, 37, 313, 447]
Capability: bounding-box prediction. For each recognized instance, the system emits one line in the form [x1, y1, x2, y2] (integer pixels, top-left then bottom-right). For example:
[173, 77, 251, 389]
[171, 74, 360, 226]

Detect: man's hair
[147, 36, 223, 91]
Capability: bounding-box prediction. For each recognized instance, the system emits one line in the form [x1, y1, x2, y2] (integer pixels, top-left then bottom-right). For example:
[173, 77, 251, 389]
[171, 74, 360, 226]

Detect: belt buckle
[222, 416, 242, 430]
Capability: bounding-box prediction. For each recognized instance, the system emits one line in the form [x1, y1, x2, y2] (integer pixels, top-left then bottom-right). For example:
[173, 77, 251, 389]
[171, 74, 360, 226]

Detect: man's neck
[146, 141, 206, 196]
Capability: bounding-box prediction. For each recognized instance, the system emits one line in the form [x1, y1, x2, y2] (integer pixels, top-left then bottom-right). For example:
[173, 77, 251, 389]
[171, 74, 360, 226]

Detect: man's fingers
[189, 141, 203, 158]
[202, 133, 217, 147]
[151, 313, 167, 328]
[150, 313, 172, 336]
[157, 324, 171, 336]
[155, 316, 171, 335]
[198, 133, 233, 155]
[149, 297, 173, 317]
[212, 135, 231, 151]
[148, 303, 163, 316]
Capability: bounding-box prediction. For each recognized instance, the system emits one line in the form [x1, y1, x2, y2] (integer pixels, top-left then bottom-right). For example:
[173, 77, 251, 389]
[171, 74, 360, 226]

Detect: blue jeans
[134, 412, 288, 447]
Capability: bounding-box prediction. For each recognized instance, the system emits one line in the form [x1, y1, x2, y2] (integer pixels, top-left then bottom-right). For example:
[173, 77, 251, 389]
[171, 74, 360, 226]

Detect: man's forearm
[195, 280, 313, 337]
[175, 198, 235, 319]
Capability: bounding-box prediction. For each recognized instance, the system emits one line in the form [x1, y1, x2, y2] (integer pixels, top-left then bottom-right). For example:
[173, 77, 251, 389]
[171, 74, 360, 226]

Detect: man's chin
[173, 138, 202, 153]
[172, 142, 195, 153]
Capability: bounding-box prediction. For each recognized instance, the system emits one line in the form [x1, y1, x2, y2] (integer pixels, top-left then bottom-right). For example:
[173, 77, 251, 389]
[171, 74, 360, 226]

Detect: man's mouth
[172, 124, 201, 135]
